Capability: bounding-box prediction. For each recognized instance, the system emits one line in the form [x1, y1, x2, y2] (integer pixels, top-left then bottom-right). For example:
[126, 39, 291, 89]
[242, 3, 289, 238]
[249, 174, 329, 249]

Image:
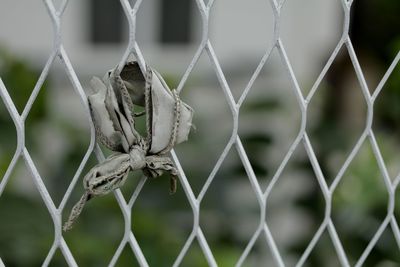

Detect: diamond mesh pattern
[1, 0, 400, 266]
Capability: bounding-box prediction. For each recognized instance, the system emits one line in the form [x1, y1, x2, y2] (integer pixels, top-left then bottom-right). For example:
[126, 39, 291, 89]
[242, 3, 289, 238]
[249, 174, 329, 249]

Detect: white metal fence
[1, 0, 400, 266]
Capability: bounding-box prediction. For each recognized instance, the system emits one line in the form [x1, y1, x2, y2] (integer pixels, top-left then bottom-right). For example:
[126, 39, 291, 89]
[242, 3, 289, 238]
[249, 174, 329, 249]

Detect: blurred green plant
[299, 1, 400, 265]
[0, 47, 47, 177]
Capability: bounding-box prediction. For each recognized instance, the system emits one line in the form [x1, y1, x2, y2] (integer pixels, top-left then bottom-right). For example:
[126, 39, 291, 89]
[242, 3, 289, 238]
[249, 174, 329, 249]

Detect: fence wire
[1, 0, 400, 266]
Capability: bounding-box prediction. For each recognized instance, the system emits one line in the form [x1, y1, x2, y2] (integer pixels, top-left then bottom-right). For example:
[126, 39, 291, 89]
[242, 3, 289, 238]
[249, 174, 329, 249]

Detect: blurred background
[1, 0, 400, 266]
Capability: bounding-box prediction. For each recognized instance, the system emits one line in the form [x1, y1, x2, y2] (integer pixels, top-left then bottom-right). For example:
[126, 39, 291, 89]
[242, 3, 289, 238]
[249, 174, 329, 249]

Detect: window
[159, 0, 193, 44]
[89, 0, 124, 44]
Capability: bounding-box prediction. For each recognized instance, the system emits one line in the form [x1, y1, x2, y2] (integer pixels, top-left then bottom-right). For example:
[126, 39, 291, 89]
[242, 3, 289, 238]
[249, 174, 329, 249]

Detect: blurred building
[0, 0, 341, 83]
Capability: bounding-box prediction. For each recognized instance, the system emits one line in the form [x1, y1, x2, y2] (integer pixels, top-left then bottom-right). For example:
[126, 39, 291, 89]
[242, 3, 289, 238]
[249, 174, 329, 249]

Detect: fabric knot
[128, 146, 146, 170]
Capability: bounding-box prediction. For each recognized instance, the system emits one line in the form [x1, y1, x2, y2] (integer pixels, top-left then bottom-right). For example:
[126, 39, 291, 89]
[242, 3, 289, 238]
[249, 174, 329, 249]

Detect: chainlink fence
[1, 0, 400, 266]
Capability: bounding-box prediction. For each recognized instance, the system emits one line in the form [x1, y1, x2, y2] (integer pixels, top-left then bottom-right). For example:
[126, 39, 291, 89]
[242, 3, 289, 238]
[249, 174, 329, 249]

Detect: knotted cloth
[63, 62, 193, 231]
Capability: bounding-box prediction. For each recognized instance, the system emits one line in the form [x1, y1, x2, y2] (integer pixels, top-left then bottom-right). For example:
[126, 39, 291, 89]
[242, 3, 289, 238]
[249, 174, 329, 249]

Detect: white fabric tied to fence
[1, 0, 400, 266]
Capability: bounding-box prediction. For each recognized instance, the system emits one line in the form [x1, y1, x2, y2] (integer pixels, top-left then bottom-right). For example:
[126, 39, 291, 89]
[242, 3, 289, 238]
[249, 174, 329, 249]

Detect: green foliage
[0, 47, 48, 178]
[0, 47, 47, 116]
